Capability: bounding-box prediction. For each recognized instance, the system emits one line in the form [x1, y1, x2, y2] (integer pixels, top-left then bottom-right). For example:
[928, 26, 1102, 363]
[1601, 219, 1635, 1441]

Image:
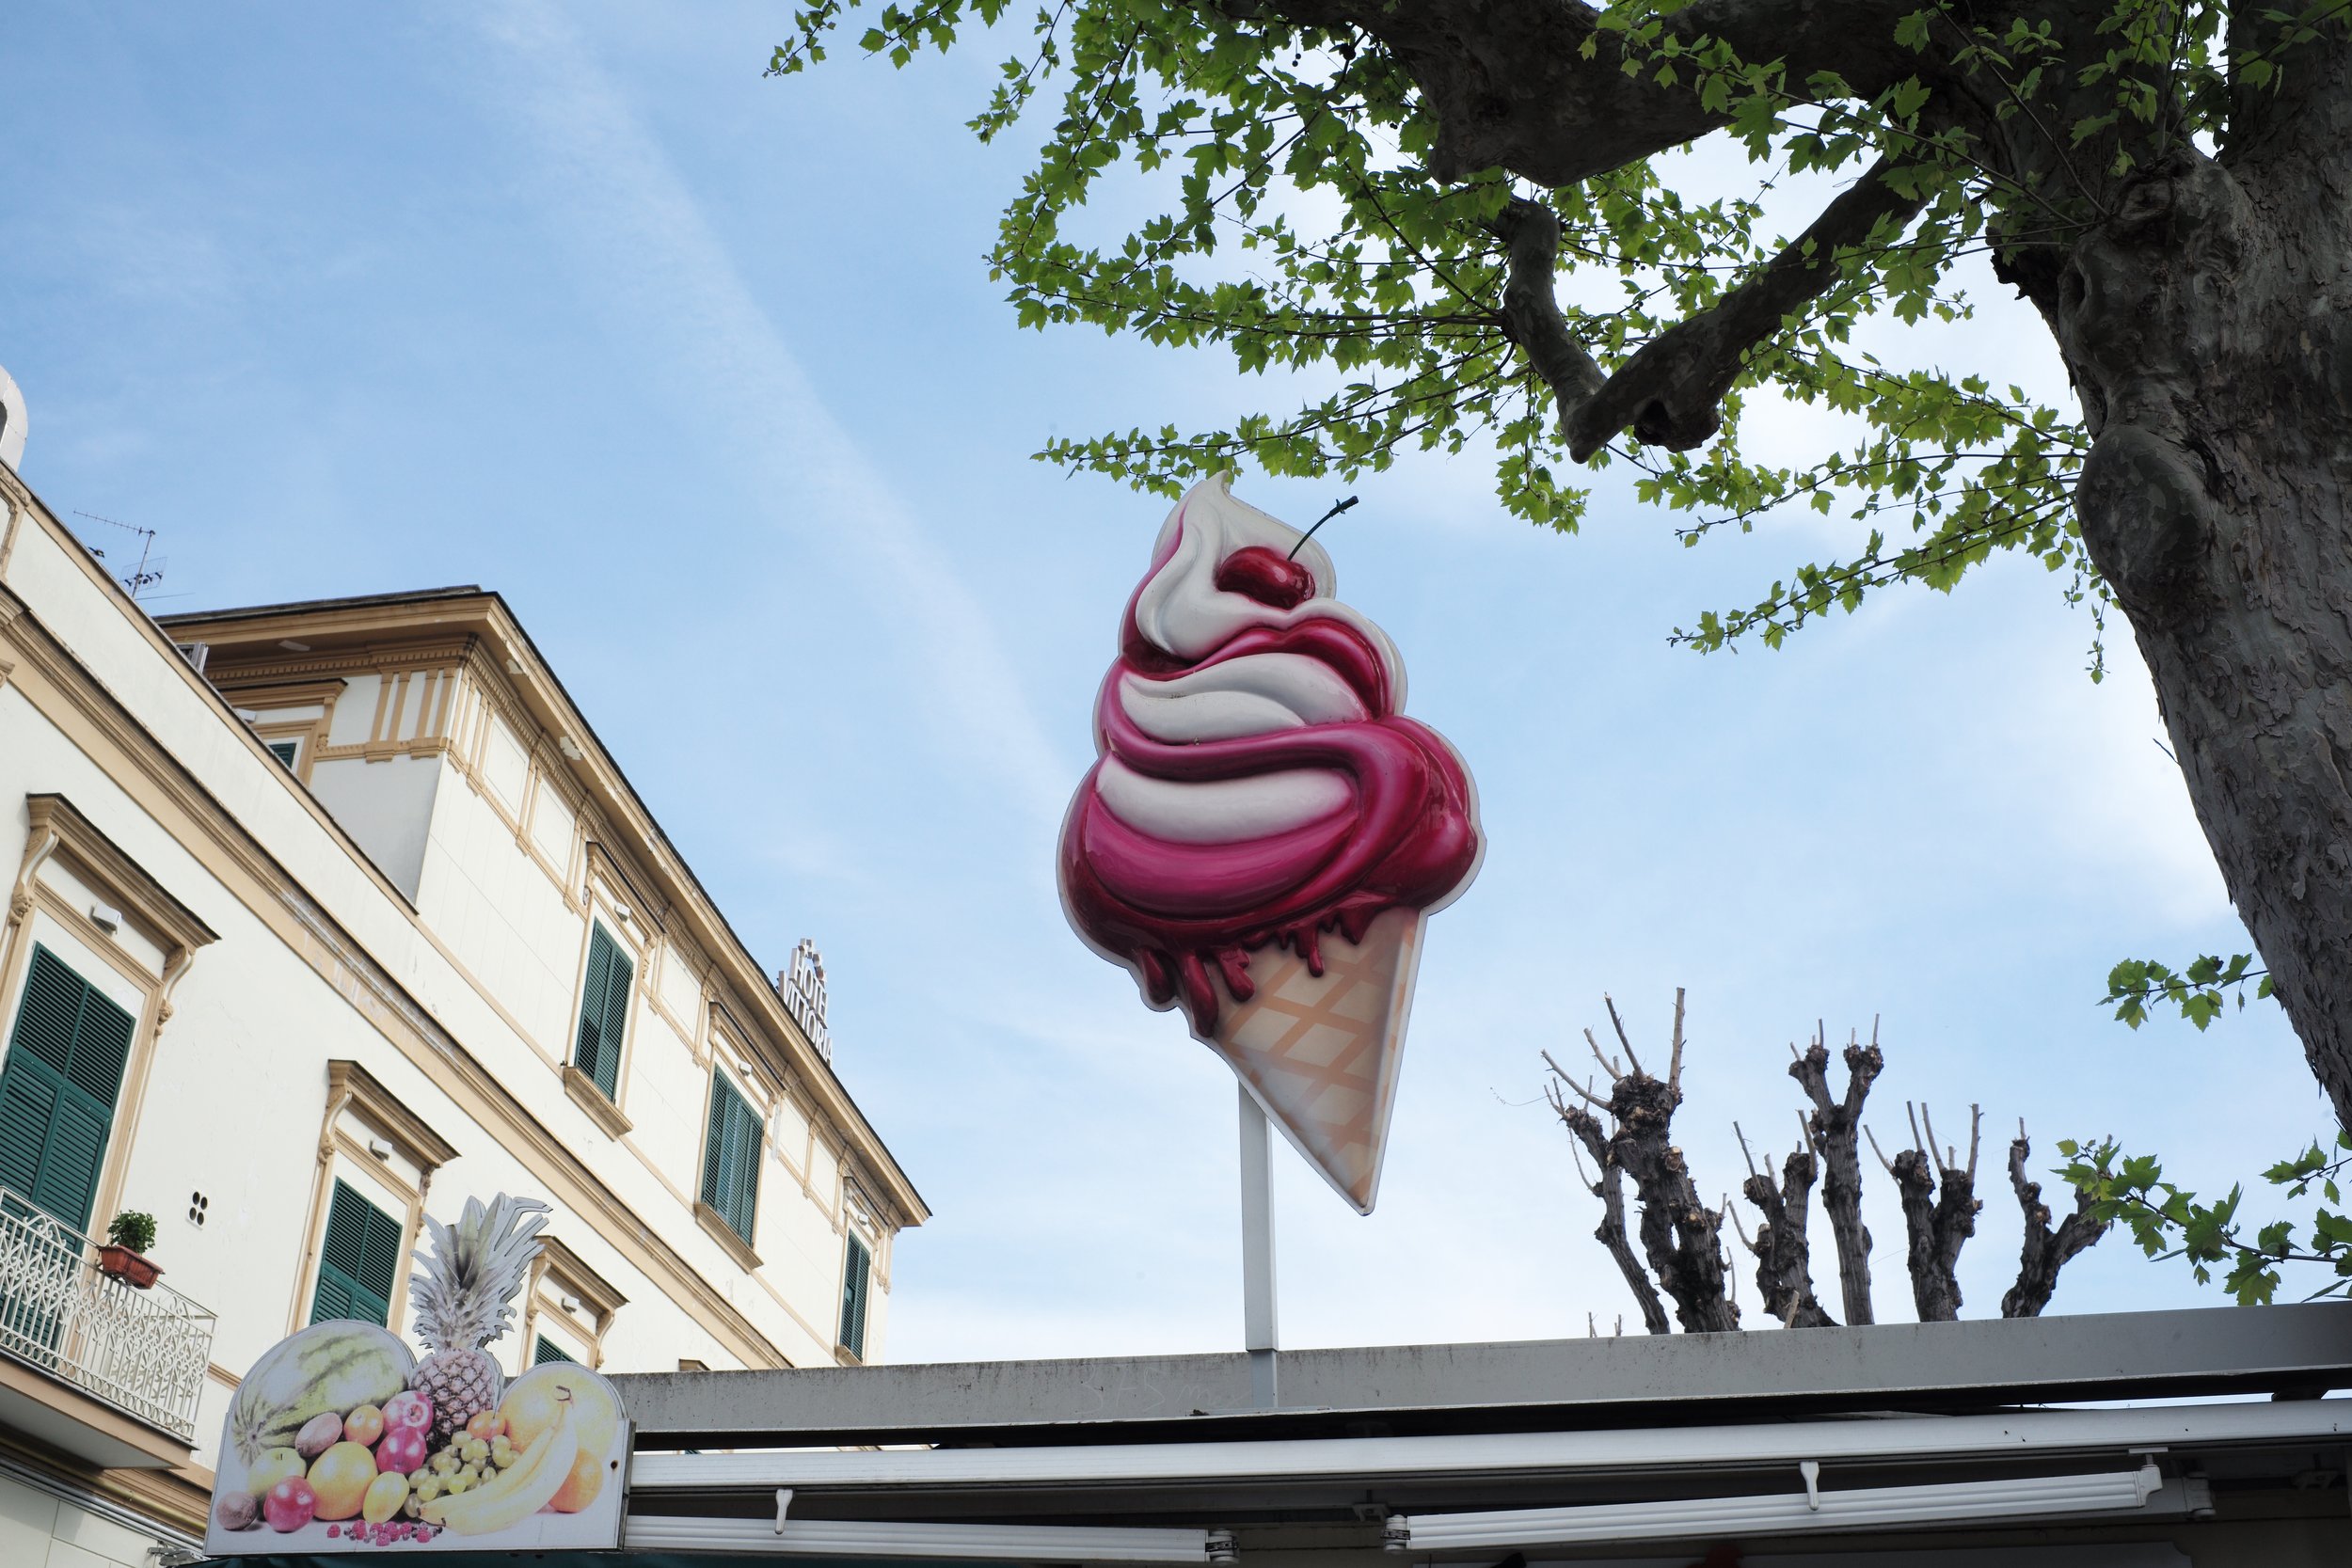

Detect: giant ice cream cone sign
[1060, 475, 1483, 1212]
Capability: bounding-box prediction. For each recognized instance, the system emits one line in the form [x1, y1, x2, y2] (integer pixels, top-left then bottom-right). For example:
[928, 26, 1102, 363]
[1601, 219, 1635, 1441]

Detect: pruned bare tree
[1551, 992, 2105, 1330]
[1873, 1103, 1984, 1323]
[1545, 990, 1740, 1333]
[1730, 1123, 1833, 1329]
[2003, 1123, 2112, 1318]
[1790, 1025, 1882, 1325]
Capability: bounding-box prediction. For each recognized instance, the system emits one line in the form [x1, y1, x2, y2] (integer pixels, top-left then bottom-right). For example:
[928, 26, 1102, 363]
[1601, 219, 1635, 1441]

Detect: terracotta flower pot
[96, 1244, 161, 1290]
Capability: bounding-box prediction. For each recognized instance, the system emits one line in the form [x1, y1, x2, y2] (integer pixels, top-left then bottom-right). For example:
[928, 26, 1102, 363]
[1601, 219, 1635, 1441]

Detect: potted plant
[97, 1210, 161, 1289]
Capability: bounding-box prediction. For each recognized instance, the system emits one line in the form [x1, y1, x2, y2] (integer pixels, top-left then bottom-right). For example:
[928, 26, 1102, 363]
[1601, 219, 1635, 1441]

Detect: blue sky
[1, 2, 2323, 1359]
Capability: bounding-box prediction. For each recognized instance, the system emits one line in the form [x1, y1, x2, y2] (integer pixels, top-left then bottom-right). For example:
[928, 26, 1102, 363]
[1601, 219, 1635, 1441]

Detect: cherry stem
[1287, 495, 1359, 561]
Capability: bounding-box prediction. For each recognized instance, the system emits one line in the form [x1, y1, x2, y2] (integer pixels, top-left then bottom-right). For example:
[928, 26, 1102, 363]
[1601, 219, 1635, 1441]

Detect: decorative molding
[274, 883, 789, 1367]
[211, 676, 349, 709]
[563, 1065, 634, 1138]
[0, 593, 795, 1364]
[326, 1057, 461, 1172]
[165, 588, 926, 1227]
[537, 1233, 628, 1325]
[23, 793, 220, 956]
[0, 581, 421, 918]
[694, 1200, 762, 1274]
[0, 1433, 204, 1544]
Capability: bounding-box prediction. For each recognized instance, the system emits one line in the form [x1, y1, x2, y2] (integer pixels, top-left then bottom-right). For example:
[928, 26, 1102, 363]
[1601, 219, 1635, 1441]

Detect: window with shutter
[572, 925, 631, 1101]
[266, 739, 300, 768]
[839, 1234, 871, 1359]
[533, 1335, 574, 1365]
[0, 945, 136, 1233]
[311, 1180, 404, 1327]
[699, 1071, 761, 1245]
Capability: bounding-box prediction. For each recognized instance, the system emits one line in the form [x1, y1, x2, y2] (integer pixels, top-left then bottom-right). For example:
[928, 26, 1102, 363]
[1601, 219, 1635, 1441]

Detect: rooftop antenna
[72, 511, 167, 601]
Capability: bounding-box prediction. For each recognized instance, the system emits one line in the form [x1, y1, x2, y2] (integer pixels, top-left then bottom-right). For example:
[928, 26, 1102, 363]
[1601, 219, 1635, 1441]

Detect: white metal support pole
[1237, 1083, 1279, 1408]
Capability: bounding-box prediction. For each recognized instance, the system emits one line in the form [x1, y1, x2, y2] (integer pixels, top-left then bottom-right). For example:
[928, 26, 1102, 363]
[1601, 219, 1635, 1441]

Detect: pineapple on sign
[406, 1193, 549, 1446]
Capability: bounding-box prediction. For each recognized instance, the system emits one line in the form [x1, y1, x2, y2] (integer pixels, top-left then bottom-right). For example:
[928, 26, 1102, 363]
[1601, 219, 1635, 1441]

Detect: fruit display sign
[205, 1196, 630, 1554]
[1058, 475, 1484, 1213]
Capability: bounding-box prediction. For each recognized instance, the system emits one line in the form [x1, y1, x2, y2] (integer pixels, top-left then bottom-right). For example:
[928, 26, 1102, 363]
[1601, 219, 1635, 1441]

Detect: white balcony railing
[0, 1191, 216, 1443]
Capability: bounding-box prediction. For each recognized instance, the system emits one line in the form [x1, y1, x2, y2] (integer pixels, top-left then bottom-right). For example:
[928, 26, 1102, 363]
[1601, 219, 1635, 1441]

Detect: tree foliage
[2102, 951, 2274, 1030]
[767, 0, 2304, 660]
[773, 0, 2352, 1133]
[2061, 1132, 2352, 1303]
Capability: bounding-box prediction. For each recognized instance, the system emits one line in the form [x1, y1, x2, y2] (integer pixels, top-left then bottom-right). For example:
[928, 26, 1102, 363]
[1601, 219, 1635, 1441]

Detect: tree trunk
[2056, 135, 2352, 1132]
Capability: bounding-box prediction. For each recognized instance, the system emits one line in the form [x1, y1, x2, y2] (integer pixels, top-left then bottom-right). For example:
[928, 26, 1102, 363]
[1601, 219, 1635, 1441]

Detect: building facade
[0, 458, 925, 1565]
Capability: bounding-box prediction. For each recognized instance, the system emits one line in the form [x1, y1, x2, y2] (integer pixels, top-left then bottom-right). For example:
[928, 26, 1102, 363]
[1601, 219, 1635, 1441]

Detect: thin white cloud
[465, 0, 1072, 828]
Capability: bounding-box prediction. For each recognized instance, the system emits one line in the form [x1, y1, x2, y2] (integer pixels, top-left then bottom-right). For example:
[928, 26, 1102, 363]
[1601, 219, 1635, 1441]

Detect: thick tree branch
[1572, 156, 1925, 457]
[1790, 1023, 1883, 1324]
[1490, 161, 1926, 463]
[1266, 0, 1917, 185]
[2001, 1124, 2109, 1317]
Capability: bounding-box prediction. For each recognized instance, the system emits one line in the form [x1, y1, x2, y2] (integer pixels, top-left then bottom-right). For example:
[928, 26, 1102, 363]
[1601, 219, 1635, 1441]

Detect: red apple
[262, 1478, 317, 1532]
[381, 1390, 433, 1433]
[373, 1426, 428, 1476]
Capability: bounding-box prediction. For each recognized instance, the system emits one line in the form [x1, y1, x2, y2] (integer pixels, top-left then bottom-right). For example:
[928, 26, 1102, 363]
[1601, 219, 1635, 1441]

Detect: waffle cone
[1206, 906, 1426, 1213]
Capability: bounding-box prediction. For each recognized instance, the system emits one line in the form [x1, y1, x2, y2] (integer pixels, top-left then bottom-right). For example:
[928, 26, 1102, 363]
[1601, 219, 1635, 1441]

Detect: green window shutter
[533, 1336, 574, 1365]
[312, 1180, 401, 1327]
[732, 1086, 761, 1243]
[701, 1074, 760, 1244]
[266, 739, 299, 767]
[699, 1078, 727, 1212]
[573, 926, 630, 1100]
[596, 941, 632, 1101]
[0, 1065, 59, 1201]
[0, 946, 134, 1233]
[573, 928, 614, 1087]
[839, 1235, 870, 1358]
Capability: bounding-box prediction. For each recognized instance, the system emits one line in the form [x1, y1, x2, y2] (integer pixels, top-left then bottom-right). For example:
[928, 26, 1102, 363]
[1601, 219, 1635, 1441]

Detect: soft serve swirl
[1058, 476, 1483, 1034]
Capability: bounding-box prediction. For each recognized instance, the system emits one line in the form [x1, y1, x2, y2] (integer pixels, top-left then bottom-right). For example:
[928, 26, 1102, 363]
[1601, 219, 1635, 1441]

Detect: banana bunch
[421, 1401, 578, 1535]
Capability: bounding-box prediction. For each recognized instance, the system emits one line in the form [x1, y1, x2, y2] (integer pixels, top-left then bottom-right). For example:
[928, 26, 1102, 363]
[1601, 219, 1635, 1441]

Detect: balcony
[0, 1191, 215, 1454]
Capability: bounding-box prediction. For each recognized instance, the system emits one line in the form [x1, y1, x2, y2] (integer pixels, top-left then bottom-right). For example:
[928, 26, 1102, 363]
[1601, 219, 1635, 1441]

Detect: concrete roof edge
[609, 1302, 2352, 1449]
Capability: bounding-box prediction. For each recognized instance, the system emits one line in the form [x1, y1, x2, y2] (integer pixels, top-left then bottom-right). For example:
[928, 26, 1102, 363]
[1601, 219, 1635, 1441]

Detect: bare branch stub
[1889, 1101, 1984, 1322]
[1790, 1022, 1883, 1324]
[2001, 1124, 2110, 1317]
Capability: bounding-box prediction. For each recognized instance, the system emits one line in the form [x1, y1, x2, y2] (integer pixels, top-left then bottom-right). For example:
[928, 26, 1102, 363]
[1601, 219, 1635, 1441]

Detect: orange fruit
[547, 1448, 608, 1513]
[501, 1366, 618, 1458]
[465, 1409, 506, 1441]
[307, 1441, 378, 1520]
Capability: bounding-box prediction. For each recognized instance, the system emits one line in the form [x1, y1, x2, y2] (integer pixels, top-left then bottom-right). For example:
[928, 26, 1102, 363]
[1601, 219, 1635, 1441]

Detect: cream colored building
[0, 452, 926, 1564]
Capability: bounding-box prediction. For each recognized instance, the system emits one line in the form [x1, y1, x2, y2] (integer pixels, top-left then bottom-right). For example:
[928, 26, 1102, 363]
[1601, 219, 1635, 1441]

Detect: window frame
[694, 1068, 763, 1268]
[563, 920, 636, 1136]
[0, 942, 138, 1234]
[838, 1232, 872, 1362]
[1, 795, 216, 1244]
[292, 1062, 454, 1337]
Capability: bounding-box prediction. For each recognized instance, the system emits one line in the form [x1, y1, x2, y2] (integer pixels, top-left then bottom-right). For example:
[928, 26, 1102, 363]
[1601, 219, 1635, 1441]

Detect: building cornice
[167, 591, 929, 1227]
[0, 530, 795, 1368]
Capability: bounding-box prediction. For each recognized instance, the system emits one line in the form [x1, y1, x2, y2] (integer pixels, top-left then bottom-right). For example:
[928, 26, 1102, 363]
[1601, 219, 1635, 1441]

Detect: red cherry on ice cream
[1213, 546, 1315, 610]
